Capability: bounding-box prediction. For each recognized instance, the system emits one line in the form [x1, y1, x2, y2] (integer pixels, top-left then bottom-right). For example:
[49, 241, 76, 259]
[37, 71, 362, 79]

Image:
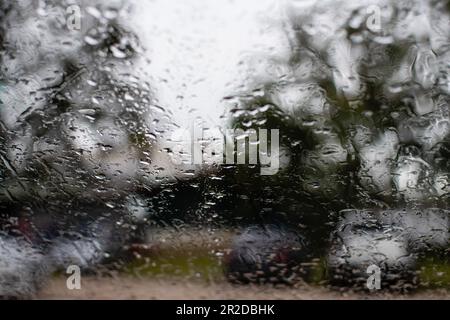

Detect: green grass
[122, 251, 225, 282]
[418, 258, 450, 288]
[120, 251, 450, 290]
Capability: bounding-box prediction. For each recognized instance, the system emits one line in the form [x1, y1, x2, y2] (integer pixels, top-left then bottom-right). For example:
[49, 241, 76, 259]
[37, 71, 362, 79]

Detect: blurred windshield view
[0, 0, 449, 299]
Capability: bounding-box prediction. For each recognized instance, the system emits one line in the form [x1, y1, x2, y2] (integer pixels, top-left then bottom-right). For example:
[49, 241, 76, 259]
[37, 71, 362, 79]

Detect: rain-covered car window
[0, 0, 449, 299]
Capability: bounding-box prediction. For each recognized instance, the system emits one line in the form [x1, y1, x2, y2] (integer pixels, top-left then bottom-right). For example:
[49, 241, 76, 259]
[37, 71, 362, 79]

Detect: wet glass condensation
[0, 0, 449, 298]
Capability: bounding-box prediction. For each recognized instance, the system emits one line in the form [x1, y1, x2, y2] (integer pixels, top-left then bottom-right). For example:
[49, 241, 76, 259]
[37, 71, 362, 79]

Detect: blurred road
[38, 276, 450, 300]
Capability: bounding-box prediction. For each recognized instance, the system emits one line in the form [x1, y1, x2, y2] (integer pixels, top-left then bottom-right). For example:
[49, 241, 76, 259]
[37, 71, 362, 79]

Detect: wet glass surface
[0, 0, 449, 298]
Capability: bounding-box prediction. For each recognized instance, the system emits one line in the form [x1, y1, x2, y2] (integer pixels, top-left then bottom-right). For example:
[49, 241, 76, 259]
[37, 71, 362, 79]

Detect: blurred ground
[38, 276, 450, 300]
[34, 228, 450, 300]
